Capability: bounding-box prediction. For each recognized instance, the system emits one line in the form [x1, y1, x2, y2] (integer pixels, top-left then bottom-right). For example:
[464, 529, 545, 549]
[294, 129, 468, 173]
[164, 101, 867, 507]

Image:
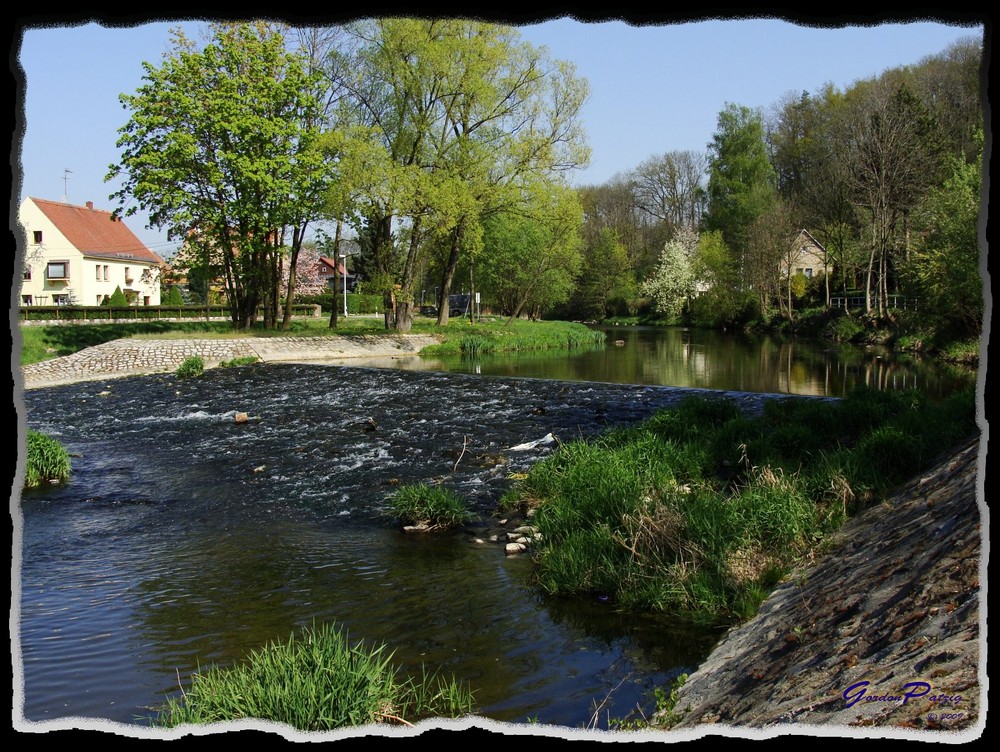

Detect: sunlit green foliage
[507, 387, 977, 622]
[908, 139, 984, 339]
[24, 430, 72, 488]
[175, 356, 204, 379]
[154, 622, 474, 729]
[385, 483, 472, 530]
[108, 22, 332, 330]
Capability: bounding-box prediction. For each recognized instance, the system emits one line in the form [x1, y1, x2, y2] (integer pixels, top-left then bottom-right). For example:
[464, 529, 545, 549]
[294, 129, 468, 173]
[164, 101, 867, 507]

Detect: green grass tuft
[175, 356, 205, 379]
[24, 430, 72, 488]
[384, 483, 473, 530]
[153, 621, 474, 729]
[219, 355, 260, 368]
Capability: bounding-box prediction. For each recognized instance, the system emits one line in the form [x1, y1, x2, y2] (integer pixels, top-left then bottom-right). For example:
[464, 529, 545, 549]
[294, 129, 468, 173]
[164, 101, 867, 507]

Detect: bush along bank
[500, 385, 978, 624]
[744, 307, 980, 368]
[419, 319, 606, 357]
[604, 303, 982, 369]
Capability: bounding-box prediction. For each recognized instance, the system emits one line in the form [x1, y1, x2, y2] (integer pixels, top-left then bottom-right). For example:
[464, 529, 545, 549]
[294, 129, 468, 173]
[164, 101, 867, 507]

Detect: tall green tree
[428, 23, 590, 327]
[574, 227, 632, 321]
[838, 77, 948, 315]
[577, 177, 658, 282]
[705, 103, 779, 283]
[328, 19, 589, 330]
[477, 183, 584, 321]
[328, 19, 463, 331]
[107, 22, 333, 330]
[908, 140, 984, 338]
[688, 230, 754, 329]
[903, 36, 984, 165]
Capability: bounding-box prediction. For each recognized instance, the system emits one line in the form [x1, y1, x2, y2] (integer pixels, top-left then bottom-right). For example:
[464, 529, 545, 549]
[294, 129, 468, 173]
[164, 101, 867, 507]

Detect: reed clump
[154, 622, 474, 730]
[502, 386, 977, 623]
[385, 483, 473, 530]
[24, 429, 72, 488]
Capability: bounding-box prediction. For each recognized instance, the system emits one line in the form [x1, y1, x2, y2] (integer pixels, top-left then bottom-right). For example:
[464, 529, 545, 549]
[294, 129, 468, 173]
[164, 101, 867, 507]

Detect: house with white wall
[17, 196, 164, 307]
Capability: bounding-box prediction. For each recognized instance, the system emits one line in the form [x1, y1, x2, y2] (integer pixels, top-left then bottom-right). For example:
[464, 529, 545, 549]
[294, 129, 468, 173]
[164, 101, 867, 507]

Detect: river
[13, 326, 976, 734]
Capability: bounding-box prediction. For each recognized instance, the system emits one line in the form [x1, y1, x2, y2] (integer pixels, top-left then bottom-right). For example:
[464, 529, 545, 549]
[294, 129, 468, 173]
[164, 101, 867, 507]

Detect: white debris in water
[508, 433, 556, 452]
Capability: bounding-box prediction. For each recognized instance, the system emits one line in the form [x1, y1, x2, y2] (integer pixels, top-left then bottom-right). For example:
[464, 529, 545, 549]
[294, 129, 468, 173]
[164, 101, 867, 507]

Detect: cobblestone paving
[18, 335, 439, 390]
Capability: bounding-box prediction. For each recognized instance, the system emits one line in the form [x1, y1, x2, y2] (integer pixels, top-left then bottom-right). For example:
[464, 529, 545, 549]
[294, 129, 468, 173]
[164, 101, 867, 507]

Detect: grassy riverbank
[501, 385, 978, 624]
[18, 317, 604, 367]
[599, 306, 981, 368]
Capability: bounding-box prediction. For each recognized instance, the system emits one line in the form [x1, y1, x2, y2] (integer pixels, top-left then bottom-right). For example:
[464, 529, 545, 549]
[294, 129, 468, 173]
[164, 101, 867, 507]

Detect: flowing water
[14, 326, 976, 732]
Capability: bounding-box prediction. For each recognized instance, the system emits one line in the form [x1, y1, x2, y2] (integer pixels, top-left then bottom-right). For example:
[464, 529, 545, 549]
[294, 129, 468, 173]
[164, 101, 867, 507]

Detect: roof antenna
[62, 169, 73, 203]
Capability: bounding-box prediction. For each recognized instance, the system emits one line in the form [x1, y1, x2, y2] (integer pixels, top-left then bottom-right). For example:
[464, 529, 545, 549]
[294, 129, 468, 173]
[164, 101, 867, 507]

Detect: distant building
[783, 229, 830, 280]
[317, 256, 359, 292]
[17, 196, 164, 306]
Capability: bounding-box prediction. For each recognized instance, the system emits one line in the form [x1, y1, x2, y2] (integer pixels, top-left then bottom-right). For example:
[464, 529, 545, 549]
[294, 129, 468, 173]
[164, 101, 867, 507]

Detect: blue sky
[13, 14, 985, 259]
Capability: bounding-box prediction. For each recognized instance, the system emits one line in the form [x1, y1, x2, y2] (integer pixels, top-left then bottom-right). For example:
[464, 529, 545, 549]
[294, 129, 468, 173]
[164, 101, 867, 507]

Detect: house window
[104, 265, 109, 281]
[46, 261, 69, 280]
[96, 264, 102, 280]
[124, 266, 132, 282]
[805, 268, 813, 278]
[97, 295, 104, 305]
[23, 268, 31, 281]
[21, 295, 32, 306]
[143, 296, 150, 306]
[52, 294, 69, 306]
[33, 230, 42, 244]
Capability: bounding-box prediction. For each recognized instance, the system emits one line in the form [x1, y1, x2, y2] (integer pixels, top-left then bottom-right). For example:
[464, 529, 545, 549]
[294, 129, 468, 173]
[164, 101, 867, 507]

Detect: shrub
[162, 285, 186, 306]
[939, 339, 980, 365]
[176, 355, 205, 379]
[825, 312, 864, 342]
[219, 356, 260, 368]
[24, 429, 72, 488]
[108, 286, 129, 307]
[385, 483, 472, 530]
[154, 622, 474, 729]
[851, 426, 926, 489]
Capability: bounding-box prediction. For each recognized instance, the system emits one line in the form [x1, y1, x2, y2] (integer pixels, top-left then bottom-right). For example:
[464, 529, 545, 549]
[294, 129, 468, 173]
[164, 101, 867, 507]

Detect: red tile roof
[318, 256, 348, 275]
[28, 197, 164, 265]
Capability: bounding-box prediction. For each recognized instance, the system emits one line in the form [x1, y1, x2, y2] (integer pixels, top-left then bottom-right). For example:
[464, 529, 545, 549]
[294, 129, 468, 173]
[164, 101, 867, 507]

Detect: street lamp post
[340, 253, 348, 317]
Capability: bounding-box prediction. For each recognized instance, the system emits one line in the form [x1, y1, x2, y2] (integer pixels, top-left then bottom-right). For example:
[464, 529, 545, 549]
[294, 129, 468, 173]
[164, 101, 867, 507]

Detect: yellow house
[17, 196, 164, 307]
[783, 229, 830, 280]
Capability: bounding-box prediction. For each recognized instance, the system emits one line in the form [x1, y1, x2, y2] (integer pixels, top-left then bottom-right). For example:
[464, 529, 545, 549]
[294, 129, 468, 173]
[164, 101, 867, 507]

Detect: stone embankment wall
[664, 435, 984, 737]
[18, 335, 440, 390]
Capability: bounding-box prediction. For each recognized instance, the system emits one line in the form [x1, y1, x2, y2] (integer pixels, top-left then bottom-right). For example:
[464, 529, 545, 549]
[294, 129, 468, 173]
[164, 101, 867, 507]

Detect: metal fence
[18, 304, 322, 324]
[830, 295, 912, 311]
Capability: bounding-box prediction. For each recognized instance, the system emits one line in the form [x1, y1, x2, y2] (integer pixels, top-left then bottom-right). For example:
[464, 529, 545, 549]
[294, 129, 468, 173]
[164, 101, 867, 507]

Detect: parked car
[449, 294, 471, 317]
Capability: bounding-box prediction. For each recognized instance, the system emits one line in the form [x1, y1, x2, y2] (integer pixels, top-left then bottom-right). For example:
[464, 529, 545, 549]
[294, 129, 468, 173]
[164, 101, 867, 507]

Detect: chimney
[86, 201, 94, 210]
